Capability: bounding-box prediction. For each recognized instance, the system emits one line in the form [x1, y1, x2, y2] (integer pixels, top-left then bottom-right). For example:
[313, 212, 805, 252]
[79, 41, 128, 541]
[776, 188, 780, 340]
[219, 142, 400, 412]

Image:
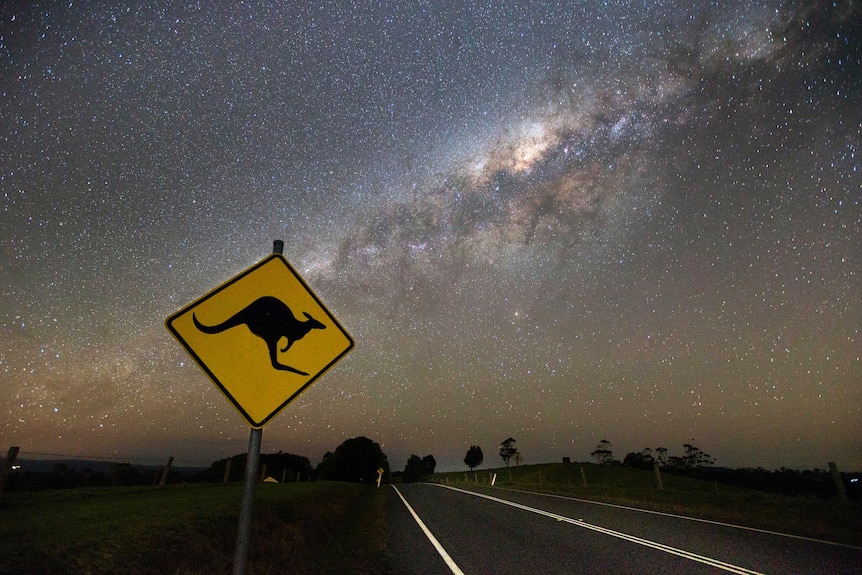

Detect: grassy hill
[432, 462, 861, 546]
[0, 482, 386, 575]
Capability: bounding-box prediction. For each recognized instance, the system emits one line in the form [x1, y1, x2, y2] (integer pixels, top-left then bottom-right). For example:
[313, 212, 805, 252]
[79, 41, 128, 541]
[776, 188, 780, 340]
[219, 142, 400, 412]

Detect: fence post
[223, 457, 232, 484]
[580, 466, 588, 488]
[0, 446, 20, 498]
[653, 462, 663, 491]
[828, 461, 849, 503]
[159, 456, 173, 488]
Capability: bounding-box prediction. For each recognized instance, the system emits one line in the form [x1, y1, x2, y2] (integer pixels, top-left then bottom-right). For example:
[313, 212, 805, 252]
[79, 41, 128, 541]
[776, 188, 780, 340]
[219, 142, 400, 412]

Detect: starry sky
[2, 1, 860, 473]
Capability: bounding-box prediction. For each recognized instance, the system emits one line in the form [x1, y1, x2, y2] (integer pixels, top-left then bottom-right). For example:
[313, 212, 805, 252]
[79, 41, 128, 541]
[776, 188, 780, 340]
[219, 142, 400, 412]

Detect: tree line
[590, 440, 715, 471]
[3, 435, 524, 491]
[10, 436, 852, 501]
[2, 437, 389, 491]
[462, 437, 524, 471]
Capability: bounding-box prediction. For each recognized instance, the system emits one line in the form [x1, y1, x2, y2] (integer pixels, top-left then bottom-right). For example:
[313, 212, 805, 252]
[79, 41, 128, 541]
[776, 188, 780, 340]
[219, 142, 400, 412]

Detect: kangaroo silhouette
[193, 296, 325, 376]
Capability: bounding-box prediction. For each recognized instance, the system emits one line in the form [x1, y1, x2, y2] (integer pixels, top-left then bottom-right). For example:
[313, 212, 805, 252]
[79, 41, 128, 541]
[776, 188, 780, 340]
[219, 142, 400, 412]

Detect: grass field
[0, 482, 388, 575]
[433, 462, 862, 547]
[2, 463, 859, 574]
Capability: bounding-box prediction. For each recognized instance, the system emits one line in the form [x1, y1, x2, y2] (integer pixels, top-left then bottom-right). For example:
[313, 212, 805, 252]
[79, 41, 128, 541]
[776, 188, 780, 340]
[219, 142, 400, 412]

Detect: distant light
[851, 478, 859, 484]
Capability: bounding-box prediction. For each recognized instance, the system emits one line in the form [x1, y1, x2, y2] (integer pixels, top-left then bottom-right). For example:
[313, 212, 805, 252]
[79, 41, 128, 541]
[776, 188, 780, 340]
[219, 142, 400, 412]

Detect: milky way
[1, 1, 860, 472]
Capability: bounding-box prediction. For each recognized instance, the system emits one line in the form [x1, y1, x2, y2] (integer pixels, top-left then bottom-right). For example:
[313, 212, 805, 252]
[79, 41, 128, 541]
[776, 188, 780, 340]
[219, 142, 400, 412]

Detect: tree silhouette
[464, 445, 484, 471]
[660, 443, 715, 472]
[499, 438, 518, 467]
[682, 443, 715, 469]
[622, 448, 655, 469]
[403, 455, 424, 483]
[315, 451, 336, 480]
[403, 454, 436, 483]
[421, 454, 436, 476]
[319, 436, 389, 483]
[590, 439, 615, 465]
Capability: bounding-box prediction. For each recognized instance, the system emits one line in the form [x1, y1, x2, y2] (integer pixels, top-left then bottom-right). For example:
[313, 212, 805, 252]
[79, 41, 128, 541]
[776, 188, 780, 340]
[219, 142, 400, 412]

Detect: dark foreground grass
[0, 482, 387, 575]
[435, 463, 862, 547]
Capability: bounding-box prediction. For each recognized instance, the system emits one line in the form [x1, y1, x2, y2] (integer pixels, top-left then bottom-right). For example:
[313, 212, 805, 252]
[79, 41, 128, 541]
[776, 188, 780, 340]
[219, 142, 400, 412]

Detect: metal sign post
[233, 426, 262, 575]
[231, 240, 282, 575]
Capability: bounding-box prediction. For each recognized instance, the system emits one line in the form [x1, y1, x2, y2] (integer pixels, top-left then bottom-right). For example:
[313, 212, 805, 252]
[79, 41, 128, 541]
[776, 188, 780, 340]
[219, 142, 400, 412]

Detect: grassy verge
[434, 463, 862, 547]
[0, 482, 387, 575]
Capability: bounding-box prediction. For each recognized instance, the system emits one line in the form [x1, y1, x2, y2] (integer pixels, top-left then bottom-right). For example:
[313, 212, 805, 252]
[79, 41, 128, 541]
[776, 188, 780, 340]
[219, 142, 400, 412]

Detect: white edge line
[435, 484, 765, 575]
[392, 485, 466, 575]
[488, 485, 862, 550]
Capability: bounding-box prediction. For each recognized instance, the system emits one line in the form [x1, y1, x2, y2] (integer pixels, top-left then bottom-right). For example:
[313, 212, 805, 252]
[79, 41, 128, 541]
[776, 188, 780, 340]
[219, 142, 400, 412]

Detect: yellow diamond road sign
[166, 253, 353, 428]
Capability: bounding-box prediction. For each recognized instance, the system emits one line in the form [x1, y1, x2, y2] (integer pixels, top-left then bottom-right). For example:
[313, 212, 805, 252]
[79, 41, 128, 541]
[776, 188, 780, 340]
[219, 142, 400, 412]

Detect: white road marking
[436, 484, 765, 575]
[493, 485, 862, 550]
[392, 485, 465, 575]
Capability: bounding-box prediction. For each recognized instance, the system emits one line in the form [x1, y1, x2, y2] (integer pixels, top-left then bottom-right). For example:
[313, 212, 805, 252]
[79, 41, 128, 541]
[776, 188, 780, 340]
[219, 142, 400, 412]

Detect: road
[384, 483, 861, 574]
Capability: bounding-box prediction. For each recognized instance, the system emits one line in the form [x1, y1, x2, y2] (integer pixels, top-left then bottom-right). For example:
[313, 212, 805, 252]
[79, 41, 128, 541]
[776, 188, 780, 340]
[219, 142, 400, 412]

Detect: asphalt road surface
[384, 483, 861, 574]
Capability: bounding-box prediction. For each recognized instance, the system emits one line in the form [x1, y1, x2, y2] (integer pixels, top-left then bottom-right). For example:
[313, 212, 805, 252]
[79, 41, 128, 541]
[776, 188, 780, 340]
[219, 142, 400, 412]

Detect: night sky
[2, 1, 860, 473]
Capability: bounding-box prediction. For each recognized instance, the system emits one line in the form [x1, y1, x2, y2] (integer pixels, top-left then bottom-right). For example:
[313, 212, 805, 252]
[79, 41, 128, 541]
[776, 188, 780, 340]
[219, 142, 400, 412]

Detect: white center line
[436, 484, 766, 575]
[392, 485, 466, 575]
